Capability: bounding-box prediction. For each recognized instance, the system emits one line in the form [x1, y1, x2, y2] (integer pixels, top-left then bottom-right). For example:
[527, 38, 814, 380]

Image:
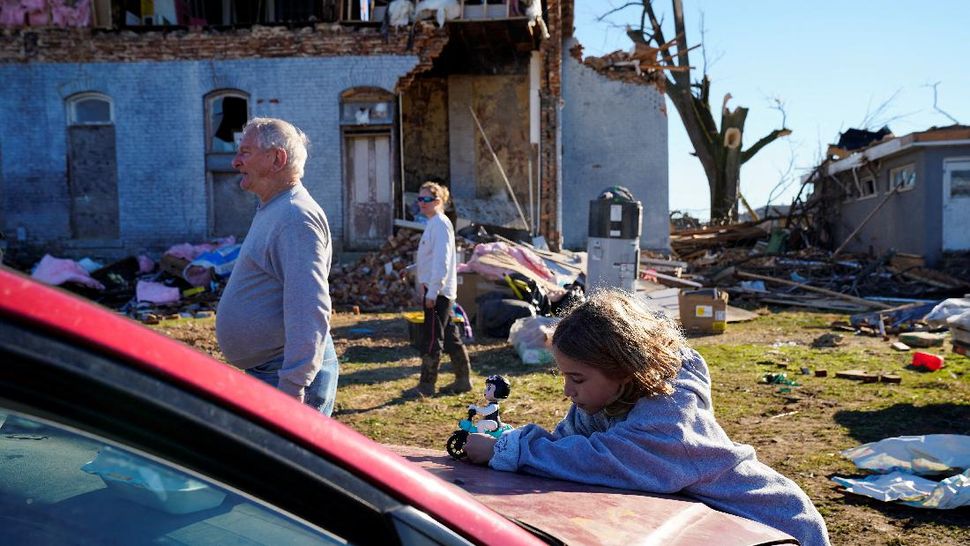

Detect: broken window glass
[209, 95, 248, 153]
[889, 164, 916, 192]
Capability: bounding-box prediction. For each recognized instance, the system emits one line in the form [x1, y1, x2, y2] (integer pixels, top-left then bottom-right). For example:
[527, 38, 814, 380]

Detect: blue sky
[572, 1, 970, 219]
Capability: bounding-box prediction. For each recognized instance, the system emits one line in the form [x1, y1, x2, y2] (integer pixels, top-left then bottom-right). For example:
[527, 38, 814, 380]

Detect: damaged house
[807, 125, 970, 266]
[0, 0, 669, 259]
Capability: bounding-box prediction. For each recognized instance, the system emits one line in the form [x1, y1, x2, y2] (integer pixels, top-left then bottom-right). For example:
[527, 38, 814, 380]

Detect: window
[206, 92, 249, 152]
[948, 167, 970, 197]
[888, 164, 916, 192]
[0, 408, 345, 545]
[859, 175, 877, 198]
[68, 93, 113, 125]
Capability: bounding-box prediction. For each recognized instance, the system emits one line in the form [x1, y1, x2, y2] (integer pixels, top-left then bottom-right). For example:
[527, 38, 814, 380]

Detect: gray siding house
[810, 126, 970, 266]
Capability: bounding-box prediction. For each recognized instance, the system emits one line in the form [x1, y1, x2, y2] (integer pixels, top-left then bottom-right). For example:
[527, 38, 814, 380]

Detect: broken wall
[0, 54, 421, 256]
[401, 77, 449, 193]
[447, 74, 530, 210]
[560, 37, 669, 251]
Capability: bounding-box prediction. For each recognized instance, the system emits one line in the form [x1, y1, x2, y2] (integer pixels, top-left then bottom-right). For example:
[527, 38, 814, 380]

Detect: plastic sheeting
[507, 316, 558, 365]
[832, 470, 970, 509]
[924, 298, 970, 328]
[833, 435, 970, 509]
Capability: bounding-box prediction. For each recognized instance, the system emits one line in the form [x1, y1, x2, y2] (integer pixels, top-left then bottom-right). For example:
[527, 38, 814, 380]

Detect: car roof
[0, 267, 542, 545]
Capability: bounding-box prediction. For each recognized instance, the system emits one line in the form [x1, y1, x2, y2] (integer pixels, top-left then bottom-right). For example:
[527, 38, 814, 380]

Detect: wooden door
[344, 132, 393, 250]
[68, 125, 119, 239]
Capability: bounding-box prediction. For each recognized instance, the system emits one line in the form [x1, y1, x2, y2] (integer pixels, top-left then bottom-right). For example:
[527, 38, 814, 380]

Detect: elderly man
[216, 117, 338, 415]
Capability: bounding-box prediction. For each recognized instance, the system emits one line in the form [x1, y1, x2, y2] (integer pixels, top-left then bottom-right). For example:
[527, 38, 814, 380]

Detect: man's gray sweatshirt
[216, 184, 332, 398]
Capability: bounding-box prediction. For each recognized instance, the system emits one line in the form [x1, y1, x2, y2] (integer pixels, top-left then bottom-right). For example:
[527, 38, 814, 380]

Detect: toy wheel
[447, 430, 469, 460]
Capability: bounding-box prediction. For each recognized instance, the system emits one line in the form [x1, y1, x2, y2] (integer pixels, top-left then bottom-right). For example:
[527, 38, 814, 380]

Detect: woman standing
[408, 181, 472, 397]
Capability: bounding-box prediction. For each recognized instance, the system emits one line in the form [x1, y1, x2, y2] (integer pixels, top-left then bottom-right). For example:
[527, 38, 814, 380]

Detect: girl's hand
[464, 433, 497, 465]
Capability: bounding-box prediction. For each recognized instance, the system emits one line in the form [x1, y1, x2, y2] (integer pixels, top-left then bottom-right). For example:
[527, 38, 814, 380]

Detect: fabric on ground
[31, 254, 105, 290]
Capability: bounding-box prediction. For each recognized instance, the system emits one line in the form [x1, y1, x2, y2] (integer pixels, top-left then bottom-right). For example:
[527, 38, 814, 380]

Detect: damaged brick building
[0, 0, 669, 259]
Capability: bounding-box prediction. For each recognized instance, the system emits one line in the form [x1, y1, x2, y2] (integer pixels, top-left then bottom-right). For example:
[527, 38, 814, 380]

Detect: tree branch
[925, 81, 961, 125]
[741, 128, 792, 164]
[596, 2, 643, 23]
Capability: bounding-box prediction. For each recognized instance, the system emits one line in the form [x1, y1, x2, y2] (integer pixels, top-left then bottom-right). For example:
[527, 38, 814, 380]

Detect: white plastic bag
[508, 316, 559, 365]
[924, 298, 970, 328]
[833, 435, 970, 509]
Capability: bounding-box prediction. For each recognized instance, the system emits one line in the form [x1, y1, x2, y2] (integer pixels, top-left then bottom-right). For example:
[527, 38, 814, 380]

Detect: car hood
[388, 446, 797, 546]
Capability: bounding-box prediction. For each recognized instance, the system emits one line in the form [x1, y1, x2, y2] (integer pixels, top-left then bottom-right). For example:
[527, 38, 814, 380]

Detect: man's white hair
[243, 117, 310, 178]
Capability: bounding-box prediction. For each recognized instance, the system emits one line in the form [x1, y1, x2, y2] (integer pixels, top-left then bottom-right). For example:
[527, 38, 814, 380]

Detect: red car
[0, 267, 797, 545]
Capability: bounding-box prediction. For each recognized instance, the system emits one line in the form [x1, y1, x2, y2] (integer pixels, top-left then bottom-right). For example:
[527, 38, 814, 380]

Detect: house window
[68, 93, 113, 125]
[888, 164, 916, 192]
[950, 168, 970, 197]
[206, 92, 249, 152]
[859, 175, 876, 198]
[204, 91, 254, 238]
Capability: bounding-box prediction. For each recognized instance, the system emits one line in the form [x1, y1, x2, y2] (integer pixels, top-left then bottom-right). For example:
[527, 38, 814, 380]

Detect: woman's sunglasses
[416, 196, 437, 203]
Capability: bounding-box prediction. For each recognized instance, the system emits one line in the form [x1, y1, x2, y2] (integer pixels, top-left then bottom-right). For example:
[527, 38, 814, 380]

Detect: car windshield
[0, 408, 346, 545]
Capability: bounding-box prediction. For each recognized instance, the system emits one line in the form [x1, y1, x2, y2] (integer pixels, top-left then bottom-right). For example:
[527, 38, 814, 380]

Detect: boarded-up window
[67, 94, 118, 239]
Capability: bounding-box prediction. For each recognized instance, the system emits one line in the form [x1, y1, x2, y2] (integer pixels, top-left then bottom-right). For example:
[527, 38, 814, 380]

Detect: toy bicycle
[446, 408, 513, 460]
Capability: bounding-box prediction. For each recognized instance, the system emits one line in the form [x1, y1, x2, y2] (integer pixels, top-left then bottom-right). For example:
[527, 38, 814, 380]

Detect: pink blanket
[31, 254, 105, 290]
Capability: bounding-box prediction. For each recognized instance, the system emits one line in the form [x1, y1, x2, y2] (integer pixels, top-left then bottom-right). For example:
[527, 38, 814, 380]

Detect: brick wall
[560, 37, 669, 251]
[0, 54, 426, 255]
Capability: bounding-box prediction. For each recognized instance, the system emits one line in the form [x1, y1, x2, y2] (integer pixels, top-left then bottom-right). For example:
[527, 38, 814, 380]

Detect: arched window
[206, 91, 249, 152]
[204, 90, 253, 238]
[67, 93, 113, 125]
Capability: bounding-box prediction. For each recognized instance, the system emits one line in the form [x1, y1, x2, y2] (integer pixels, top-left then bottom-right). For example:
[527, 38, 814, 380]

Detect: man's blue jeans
[245, 334, 339, 416]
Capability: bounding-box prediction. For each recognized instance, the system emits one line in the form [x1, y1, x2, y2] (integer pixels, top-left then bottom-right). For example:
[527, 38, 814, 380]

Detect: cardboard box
[678, 288, 728, 334]
[455, 272, 515, 323]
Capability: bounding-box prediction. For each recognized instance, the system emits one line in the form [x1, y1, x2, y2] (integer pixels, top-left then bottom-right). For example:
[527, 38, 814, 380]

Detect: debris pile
[329, 228, 423, 311]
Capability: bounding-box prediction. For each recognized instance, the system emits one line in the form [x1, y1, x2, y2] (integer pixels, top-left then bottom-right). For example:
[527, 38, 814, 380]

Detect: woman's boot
[440, 346, 473, 394]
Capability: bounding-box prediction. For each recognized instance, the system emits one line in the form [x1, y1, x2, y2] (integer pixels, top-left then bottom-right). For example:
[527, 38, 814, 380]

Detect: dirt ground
[155, 307, 970, 546]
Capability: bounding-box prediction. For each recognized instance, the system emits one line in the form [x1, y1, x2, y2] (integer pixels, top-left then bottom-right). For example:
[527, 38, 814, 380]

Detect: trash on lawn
[811, 333, 843, 348]
[924, 297, 970, 328]
[31, 254, 106, 290]
[136, 281, 181, 305]
[898, 331, 945, 348]
[508, 316, 558, 365]
[832, 470, 970, 509]
[834, 369, 879, 383]
[832, 435, 970, 509]
[911, 351, 944, 371]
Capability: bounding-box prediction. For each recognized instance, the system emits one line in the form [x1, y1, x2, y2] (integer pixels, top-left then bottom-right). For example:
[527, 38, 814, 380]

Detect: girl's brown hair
[552, 289, 687, 415]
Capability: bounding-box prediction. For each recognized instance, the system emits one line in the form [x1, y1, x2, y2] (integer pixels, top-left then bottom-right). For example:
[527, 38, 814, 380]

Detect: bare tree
[614, 0, 792, 221]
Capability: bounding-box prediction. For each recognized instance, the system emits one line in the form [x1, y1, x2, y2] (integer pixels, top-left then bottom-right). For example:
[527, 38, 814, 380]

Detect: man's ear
[272, 148, 288, 172]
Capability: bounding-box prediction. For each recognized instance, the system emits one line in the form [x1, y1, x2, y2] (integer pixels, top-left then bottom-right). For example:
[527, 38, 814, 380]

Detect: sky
[572, 1, 970, 220]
